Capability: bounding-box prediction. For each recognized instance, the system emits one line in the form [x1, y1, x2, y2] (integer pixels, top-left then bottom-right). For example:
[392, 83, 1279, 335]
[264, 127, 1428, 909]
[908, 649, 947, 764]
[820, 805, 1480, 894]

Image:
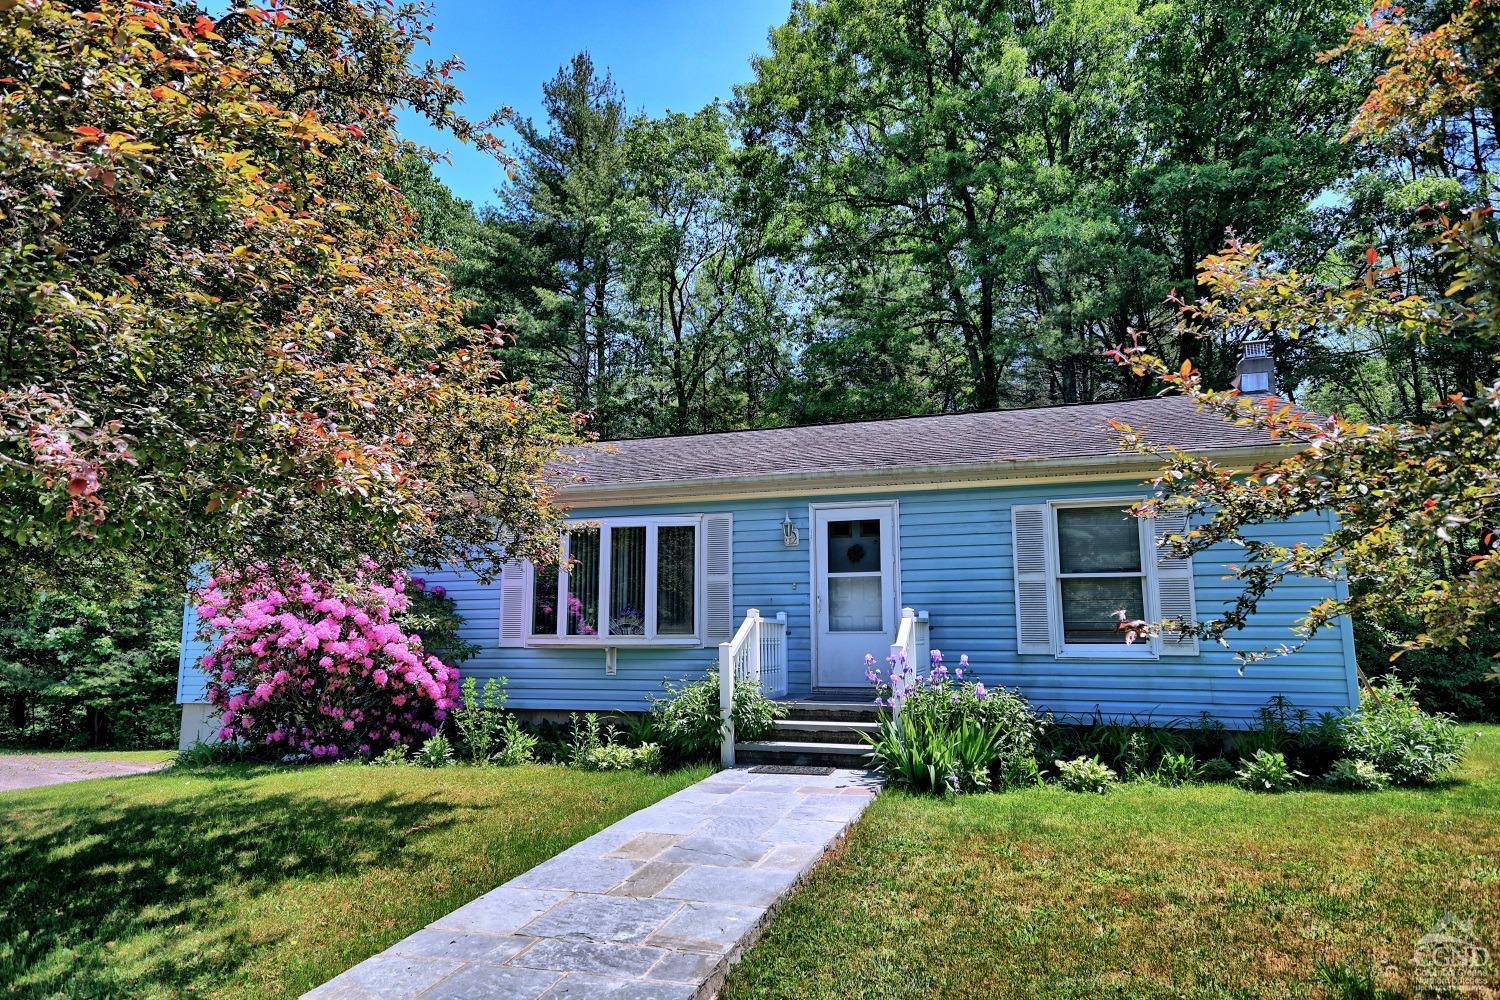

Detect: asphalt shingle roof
[562, 395, 1278, 488]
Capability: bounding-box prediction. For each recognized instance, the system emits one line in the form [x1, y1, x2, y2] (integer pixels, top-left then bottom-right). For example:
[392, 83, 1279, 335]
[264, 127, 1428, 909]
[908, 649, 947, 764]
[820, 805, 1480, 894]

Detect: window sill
[526, 636, 702, 649]
[1055, 646, 1159, 662]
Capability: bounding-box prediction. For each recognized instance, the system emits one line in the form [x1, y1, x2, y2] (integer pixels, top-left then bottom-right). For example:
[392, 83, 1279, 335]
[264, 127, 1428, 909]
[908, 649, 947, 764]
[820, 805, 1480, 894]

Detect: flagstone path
[303, 766, 880, 1000]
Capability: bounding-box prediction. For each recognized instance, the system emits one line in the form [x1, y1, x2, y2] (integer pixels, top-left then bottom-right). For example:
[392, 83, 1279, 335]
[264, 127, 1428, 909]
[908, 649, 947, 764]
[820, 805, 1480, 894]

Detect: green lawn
[0, 761, 709, 998]
[726, 726, 1500, 1000]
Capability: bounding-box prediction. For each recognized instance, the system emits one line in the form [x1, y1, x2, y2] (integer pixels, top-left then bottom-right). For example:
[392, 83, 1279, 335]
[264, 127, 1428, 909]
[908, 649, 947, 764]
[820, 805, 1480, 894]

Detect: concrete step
[779, 699, 881, 724]
[772, 718, 880, 744]
[734, 740, 873, 768]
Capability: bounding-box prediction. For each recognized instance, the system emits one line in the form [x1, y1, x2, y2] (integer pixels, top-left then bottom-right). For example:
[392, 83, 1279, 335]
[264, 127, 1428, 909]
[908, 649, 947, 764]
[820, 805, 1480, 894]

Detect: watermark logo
[1414, 913, 1492, 995]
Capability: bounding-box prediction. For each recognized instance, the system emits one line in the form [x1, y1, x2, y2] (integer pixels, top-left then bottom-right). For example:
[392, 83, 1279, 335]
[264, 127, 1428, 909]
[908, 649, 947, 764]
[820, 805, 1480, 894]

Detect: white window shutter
[498, 560, 529, 648]
[1151, 513, 1199, 656]
[703, 513, 734, 646]
[1011, 504, 1056, 655]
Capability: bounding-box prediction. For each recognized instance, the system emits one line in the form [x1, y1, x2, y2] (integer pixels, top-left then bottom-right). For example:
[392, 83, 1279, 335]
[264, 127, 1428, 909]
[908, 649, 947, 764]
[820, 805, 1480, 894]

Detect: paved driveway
[0, 754, 169, 793]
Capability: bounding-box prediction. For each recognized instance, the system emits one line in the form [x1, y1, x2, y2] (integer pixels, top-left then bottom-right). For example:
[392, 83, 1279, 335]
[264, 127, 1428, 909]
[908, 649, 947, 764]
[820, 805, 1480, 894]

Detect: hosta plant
[1324, 757, 1391, 791]
[581, 743, 664, 772]
[1054, 756, 1117, 794]
[1234, 749, 1303, 793]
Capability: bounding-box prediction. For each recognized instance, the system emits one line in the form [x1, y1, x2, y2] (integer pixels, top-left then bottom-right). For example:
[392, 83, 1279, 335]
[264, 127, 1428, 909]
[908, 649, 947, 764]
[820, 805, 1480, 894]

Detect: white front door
[812, 503, 898, 689]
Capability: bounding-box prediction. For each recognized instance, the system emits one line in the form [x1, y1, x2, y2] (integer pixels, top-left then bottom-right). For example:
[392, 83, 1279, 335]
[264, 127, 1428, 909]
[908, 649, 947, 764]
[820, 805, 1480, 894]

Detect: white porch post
[746, 608, 762, 690]
[719, 639, 735, 767]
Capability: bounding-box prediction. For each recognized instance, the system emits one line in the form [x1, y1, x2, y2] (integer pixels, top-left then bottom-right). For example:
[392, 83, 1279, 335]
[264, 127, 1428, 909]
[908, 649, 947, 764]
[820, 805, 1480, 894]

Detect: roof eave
[555, 443, 1297, 507]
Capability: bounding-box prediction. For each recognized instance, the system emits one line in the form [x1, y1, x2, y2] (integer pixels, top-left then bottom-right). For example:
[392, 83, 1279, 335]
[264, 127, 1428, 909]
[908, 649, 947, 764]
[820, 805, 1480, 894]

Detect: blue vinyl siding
[177, 599, 212, 704]
[176, 476, 1359, 726]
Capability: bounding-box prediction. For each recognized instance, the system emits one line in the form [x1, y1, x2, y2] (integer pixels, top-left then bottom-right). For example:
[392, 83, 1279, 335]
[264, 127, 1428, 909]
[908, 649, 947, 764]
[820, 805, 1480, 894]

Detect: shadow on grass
[0, 766, 464, 997]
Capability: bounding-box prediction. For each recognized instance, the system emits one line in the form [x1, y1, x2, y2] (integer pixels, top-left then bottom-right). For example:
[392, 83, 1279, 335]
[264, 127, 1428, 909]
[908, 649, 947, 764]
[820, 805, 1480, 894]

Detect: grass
[725, 725, 1500, 1000]
[0, 760, 709, 998]
[0, 748, 176, 765]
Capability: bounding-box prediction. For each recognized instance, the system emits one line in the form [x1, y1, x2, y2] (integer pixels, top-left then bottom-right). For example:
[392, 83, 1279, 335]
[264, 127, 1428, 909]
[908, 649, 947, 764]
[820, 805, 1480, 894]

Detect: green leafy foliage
[491, 717, 539, 766]
[1324, 758, 1391, 791]
[1199, 757, 1236, 782]
[564, 712, 611, 767]
[579, 743, 663, 772]
[1341, 678, 1470, 785]
[173, 740, 251, 769]
[412, 734, 454, 768]
[452, 677, 508, 765]
[1054, 756, 1118, 794]
[1151, 752, 1203, 786]
[648, 669, 786, 762]
[0, 587, 179, 749]
[1356, 606, 1500, 722]
[367, 746, 412, 768]
[1234, 750, 1303, 793]
[865, 713, 1012, 795]
[738, 0, 1365, 412]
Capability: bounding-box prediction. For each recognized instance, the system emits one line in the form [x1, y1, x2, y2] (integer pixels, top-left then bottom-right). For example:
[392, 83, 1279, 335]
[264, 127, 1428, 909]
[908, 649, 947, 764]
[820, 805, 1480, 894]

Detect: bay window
[531, 517, 700, 643]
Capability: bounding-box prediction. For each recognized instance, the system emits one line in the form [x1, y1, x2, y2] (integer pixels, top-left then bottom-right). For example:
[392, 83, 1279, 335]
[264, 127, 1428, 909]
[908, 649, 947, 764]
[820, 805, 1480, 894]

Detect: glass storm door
[812, 504, 897, 689]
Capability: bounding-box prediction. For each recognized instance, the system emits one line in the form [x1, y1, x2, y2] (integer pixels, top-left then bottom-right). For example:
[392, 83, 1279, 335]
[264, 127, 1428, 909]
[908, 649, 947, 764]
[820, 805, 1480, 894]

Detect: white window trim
[1048, 498, 1160, 661]
[528, 515, 704, 647]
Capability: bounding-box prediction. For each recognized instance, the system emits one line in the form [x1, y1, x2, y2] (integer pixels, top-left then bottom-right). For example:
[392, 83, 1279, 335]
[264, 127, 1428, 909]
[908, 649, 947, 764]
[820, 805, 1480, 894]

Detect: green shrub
[492, 717, 538, 766]
[616, 712, 659, 748]
[1199, 757, 1236, 782]
[1324, 757, 1391, 791]
[1151, 752, 1203, 786]
[1234, 749, 1302, 792]
[648, 669, 786, 762]
[1341, 677, 1469, 785]
[452, 676, 508, 764]
[173, 739, 249, 768]
[580, 742, 663, 772]
[413, 734, 454, 768]
[1054, 755, 1117, 794]
[564, 712, 610, 766]
[368, 746, 411, 767]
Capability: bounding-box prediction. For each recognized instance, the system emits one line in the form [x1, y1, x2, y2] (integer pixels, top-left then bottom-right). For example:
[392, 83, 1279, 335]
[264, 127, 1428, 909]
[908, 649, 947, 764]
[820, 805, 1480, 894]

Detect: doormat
[748, 764, 836, 775]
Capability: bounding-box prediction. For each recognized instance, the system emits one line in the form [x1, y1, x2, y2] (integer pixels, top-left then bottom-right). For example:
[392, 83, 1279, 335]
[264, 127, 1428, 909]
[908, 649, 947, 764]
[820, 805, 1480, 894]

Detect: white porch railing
[888, 608, 930, 718]
[890, 607, 930, 670]
[719, 608, 788, 767]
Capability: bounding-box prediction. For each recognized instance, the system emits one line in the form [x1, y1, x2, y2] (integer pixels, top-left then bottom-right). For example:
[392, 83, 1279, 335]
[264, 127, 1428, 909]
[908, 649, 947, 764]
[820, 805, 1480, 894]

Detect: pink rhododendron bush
[196, 565, 461, 759]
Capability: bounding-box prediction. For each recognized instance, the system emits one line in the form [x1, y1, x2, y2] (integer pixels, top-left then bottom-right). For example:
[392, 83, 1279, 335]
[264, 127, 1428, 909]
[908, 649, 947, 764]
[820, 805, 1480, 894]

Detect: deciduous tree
[0, 0, 577, 600]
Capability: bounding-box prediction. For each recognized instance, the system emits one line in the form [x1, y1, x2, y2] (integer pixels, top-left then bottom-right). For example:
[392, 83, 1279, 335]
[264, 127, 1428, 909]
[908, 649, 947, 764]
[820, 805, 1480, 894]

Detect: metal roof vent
[1233, 338, 1276, 395]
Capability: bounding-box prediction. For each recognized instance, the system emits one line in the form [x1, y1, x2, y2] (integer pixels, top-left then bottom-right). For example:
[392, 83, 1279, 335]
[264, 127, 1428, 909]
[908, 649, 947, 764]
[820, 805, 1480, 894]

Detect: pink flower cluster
[197, 563, 460, 759]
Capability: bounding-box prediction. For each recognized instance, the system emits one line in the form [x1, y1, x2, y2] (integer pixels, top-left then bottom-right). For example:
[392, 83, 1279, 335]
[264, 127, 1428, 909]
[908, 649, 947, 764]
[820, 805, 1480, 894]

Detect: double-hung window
[1013, 499, 1199, 659]
[530, 517, 701, 644]
[1053, 503, 1151, 654]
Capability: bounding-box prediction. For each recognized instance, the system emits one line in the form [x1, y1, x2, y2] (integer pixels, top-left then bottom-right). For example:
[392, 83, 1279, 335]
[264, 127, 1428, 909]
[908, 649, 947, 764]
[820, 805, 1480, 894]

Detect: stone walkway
[304, 766, 880, 1000]
[0, 753, 169, 793]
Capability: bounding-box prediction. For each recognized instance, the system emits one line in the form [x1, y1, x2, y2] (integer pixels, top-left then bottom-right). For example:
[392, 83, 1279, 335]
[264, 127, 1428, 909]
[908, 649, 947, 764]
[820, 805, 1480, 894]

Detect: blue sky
[399, 0, 791, 208]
